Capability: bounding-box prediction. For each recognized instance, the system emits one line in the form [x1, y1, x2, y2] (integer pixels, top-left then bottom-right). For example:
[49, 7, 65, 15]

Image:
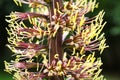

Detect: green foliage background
[0, 0, 120, 80]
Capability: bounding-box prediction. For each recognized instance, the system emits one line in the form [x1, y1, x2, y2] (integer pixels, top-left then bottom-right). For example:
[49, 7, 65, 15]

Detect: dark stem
[48, 0, 63, 79]
[49, 0, 63, 63]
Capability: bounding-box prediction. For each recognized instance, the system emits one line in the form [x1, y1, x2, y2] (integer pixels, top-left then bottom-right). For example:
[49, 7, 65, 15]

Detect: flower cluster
[4, 0, 108, 80]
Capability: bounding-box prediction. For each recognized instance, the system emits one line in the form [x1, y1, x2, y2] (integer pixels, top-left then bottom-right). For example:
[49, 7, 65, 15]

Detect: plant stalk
[49, 0, 63, 63]
[48, 0, 64, 79]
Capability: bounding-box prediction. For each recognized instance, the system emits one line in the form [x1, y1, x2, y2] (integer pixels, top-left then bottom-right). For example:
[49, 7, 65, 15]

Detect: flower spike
[5, 0, 108, 80]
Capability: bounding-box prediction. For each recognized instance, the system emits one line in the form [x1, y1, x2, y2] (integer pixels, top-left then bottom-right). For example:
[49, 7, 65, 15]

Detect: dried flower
[4, 0, 108, 80]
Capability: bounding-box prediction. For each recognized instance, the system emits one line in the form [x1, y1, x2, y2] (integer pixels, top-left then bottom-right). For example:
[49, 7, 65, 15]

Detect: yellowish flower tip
[53, 24, 60, 37]
[28, 15, 32, 24]
[72, 48, 76, 55]
[63, 52, 67, 61]
[13, 72, 22, 80]
[29, 2, 39, 8]
[58, 71, 64, 76]
[71, 65, 78, 71]
[4, 61, 11, 74]
[75, 43, 79, 49]
[80, 47, 85, 54]
[72, 11, 78, 30]
[19, 1, 22, 6]
[99, 37, 108, 54]
[13, 0, 22, 6]
[80, 54, 103, 77]
[54, 54, 59, 59]
[87, 52, 96, 63]
[13, 0, 19, 6]
[42, 54, 48, 66]
[80, 15, 85, 27]
[67, 59, 71, 66]
[93, 69, 102, 79]
[56, 60, 62, 71]
[54, 8, 57, 16]
[95, 2, 99, 8]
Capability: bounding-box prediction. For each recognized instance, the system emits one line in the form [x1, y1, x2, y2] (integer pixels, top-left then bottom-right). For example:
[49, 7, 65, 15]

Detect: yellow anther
[80, 47, 84, 54]
[54, 54, 59, 59]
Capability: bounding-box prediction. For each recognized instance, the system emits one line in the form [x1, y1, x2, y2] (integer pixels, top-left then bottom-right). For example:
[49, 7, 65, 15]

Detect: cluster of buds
[4, 0, 108, 80]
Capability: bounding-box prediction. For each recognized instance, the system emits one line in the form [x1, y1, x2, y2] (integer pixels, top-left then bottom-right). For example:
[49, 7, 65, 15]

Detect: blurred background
[0, 0, 120, 80]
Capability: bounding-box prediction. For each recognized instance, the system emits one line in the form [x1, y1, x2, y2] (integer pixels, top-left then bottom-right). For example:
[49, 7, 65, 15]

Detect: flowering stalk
[49, 0, 63, 64]
[4, 0, 108, 80]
